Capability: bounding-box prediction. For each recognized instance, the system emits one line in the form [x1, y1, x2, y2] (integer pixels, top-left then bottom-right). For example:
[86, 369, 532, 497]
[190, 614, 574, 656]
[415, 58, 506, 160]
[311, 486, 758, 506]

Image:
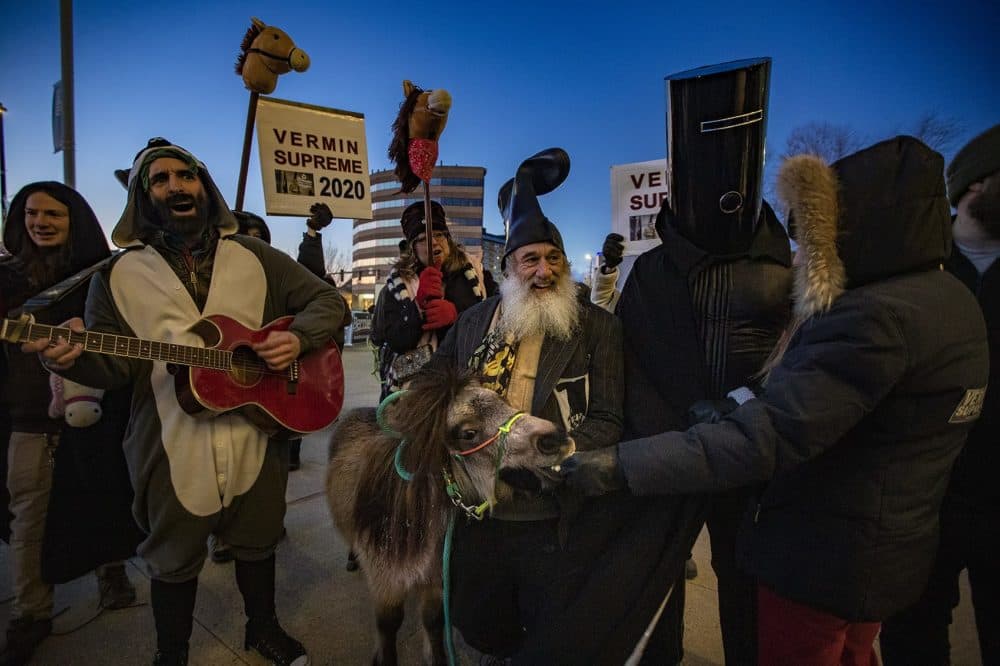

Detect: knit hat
[400, 200, 449, 243]
[498, 147, 570, 268]
[947, 123, 1000, 207]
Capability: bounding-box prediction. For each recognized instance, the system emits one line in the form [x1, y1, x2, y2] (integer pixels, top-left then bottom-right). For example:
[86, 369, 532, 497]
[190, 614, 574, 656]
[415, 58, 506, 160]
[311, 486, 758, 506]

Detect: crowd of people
[1, 63, 996, 666]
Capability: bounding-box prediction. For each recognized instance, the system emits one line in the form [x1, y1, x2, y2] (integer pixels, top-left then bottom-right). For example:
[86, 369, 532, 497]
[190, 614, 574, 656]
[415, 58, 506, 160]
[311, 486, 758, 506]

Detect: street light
[0, 102, 7, 222]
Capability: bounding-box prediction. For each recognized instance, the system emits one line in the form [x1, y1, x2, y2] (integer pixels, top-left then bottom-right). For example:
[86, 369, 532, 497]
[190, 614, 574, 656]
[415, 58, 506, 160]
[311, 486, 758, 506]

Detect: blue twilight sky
[1, 1, 998, 275]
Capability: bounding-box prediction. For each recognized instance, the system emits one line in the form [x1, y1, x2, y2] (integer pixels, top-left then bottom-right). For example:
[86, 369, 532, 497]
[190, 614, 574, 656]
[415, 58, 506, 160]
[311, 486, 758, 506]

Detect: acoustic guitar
[1, 313, 344, 435]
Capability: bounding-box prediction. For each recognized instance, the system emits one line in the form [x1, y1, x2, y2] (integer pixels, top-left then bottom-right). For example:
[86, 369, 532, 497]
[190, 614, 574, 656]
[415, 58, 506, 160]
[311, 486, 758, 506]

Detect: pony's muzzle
[536, 429, 574, 458]
[289, 48, 310, 72]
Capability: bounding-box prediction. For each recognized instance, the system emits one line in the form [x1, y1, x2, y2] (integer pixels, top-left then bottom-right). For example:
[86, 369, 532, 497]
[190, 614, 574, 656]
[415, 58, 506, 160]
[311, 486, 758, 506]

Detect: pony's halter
[246, 46, 302, 67]
[451, 412, 526, 457]
[377, 390, 527, 521]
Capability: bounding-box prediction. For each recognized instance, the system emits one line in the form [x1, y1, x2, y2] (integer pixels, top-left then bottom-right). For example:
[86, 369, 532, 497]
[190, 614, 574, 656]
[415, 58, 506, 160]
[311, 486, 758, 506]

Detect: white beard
[497, 271, 580, 342]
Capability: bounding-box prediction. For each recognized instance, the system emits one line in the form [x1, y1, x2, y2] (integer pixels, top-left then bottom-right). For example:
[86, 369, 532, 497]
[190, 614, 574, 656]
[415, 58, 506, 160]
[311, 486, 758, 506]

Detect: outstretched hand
[560, 447, 627, 496]
[687, 398, 739, 426]
[601, 233, 625, 271]
[307, 202, 334, 231]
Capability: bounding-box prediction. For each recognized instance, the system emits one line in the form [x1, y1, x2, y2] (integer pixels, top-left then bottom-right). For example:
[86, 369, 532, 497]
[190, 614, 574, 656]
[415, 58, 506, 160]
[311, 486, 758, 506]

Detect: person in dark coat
[880, 123, 1000, 665]
[370, 200, 486, 399]
[1, 182, 139, 665]
[590, 58, 792, 665]
[563, 136, 990, 665]
[431, 147, 624, 663]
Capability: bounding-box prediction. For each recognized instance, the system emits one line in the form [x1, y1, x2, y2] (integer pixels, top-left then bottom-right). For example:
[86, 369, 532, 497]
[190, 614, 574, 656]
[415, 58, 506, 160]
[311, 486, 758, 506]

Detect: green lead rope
[443, 511, 458, 666]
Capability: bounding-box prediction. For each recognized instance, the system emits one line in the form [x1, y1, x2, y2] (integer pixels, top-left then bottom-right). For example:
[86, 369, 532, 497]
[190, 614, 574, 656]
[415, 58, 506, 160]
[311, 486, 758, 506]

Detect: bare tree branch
[908, 112, 963, 153]
[781, 122, 865, 163]
[324, 241, 351, 283]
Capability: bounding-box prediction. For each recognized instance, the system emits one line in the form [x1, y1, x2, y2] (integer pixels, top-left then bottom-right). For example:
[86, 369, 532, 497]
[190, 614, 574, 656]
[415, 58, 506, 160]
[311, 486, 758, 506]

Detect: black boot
[236, 556, 308, 665]
[0, 615, 52, 666]
[150, 578, 197, 666]
[288, 439, 302, 471]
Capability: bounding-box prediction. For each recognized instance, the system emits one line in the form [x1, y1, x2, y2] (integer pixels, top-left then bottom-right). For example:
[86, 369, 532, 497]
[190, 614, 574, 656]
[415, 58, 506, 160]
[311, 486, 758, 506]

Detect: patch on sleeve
[949, 387, 987, 424]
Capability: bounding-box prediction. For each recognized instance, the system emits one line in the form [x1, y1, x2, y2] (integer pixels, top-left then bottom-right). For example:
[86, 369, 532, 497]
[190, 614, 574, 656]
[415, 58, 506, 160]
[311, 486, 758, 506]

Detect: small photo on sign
[628, 213, 657, 241]
[275, 170, 315, 196]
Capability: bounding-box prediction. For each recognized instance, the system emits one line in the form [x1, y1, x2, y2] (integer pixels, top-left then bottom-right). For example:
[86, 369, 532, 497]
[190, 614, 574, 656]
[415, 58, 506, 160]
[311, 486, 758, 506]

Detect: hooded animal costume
[53, 141, 343, 580]
[606, 136, 987, 643]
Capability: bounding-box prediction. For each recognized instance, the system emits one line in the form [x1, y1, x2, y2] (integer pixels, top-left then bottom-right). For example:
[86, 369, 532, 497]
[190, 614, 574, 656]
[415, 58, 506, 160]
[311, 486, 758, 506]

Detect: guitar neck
[2, 319, 232, 370]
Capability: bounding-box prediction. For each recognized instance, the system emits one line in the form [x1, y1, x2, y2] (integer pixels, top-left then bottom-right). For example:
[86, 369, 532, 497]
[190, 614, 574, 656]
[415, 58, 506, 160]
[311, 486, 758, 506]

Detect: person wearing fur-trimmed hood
[27, 138, 342, 666]
[370, 200, 487, 399]
[563, 136, 989, 664]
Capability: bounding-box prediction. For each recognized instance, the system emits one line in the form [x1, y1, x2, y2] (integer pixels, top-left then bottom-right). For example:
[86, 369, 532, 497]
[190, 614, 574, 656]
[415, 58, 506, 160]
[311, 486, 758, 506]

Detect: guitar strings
[34, 327, 293, 378]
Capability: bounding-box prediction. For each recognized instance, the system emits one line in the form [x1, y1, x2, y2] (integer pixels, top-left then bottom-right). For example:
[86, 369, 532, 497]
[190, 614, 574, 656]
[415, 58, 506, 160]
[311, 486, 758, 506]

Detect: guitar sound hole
[230, 346, 263, 387]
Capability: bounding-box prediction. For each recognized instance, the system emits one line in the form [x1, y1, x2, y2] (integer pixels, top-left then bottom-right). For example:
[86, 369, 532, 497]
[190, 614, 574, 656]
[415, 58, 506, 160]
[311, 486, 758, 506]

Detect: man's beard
[969, 177, 1000, 238]
[497, 270, 581, 342]
[152, 191, 210, 238]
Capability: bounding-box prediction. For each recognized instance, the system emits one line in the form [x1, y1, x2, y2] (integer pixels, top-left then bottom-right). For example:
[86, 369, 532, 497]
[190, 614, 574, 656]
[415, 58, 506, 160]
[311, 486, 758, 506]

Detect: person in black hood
[1, 182, 138, 665]
[563, 136, 990, 665]
[881, 123, 1000, 665]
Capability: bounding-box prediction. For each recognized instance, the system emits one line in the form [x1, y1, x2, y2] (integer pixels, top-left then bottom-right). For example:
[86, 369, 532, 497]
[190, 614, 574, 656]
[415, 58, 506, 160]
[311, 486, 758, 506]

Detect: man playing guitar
[24, 138, 342, 666]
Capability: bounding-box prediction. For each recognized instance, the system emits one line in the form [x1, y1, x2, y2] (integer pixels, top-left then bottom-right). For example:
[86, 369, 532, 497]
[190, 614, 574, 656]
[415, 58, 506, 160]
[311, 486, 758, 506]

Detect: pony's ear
[403, 80, 415, 98]
[252, 16, 266, 30]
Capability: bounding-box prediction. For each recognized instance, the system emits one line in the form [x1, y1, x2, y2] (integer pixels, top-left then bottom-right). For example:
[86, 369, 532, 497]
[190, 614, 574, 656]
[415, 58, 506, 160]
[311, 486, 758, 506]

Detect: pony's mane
[388, 85, 425, 194]
[234, 21, 264, 75]
[353, 364, 476, 562]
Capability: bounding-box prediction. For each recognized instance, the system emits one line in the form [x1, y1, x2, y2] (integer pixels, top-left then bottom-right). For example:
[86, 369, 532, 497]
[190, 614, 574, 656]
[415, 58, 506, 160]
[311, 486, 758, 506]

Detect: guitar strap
[17, 254, 116, 316]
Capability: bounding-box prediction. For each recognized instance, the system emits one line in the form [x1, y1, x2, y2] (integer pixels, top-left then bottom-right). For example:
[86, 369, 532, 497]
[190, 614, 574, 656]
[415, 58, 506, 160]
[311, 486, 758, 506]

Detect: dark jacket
[618, 136, 990, 621]
[0, 182, 141, 571]
[617, 202, 791, 436]
[943, 246, 1000, 508]
[372, 258, 485, 398]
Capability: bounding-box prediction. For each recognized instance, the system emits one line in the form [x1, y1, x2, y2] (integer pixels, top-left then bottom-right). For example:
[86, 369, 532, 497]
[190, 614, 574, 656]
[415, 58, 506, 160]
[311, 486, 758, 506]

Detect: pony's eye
[273, 34, 279, 40]
[461, 430, 478, 441]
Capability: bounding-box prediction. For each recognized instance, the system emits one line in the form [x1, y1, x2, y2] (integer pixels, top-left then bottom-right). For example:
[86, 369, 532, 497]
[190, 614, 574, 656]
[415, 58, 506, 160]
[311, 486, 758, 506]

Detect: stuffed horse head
[388, 80, 452, 193]
[235, 17, 310, 94]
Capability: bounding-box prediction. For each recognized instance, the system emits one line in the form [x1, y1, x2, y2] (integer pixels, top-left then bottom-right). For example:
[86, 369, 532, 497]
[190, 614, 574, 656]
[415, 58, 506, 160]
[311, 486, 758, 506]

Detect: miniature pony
[235, 17, 310, 94]
[327, 366, 573, 665]
[388, 80, 452, 193]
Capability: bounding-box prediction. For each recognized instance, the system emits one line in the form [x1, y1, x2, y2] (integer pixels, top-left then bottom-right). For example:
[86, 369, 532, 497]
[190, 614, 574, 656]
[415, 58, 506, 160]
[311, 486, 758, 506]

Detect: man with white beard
[432, 148, 624, 662]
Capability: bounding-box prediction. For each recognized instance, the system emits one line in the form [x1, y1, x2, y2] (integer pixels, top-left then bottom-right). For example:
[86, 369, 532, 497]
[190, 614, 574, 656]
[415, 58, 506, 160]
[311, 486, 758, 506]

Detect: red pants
[758, 584, 880, 665]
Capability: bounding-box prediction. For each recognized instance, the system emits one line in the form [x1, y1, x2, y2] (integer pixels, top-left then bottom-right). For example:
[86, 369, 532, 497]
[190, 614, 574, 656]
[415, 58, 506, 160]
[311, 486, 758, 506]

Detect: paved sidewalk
[0, 345, 984, 664]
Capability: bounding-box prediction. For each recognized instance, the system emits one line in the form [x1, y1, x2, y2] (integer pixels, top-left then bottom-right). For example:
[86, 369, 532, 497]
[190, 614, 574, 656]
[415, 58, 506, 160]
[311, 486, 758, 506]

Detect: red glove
[422, 298, 458, 330]
[415, 267, 444, 308]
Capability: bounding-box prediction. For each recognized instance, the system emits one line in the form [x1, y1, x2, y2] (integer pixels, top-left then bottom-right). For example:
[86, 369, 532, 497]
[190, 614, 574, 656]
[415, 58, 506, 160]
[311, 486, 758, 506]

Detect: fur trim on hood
[776, 154, 845, 320]
[112, 143, 238, 248]
[777, 136, 950, 321]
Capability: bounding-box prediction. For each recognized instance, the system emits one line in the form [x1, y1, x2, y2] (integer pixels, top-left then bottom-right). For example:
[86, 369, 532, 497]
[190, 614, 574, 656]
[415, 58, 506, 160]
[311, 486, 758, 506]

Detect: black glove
[560, 447, 626, 497]
[307, 202, 334, 231]
[600, 233, 625, 271]
[687, 398, 738, 427]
